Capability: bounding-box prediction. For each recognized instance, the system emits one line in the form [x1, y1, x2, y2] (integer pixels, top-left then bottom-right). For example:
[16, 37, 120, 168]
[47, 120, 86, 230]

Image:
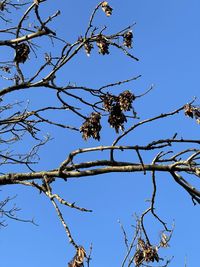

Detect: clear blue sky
[1, 1, 200, 266]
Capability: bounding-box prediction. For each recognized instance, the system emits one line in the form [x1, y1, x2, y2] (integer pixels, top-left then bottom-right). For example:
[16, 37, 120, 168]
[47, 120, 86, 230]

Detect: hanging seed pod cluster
[184, 104, 200, 124]
[80, 1, 137, 140]
[83, 2, 134, 56]
[119, 90, 135, 111]
[80, 112, 102, 140]
[68, 246, 86, 267]
[134, 239, 159, 266]
[14, 43, 30, 64]
[79, 90, 135, 140]
[108, 103, 127, 133]
[103, 91, 135, 112]
[83, 34, 110, 56]
[104, 90, 135, 133]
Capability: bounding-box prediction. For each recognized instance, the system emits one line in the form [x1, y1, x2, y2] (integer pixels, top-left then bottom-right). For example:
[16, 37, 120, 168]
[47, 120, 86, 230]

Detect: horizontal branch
[0, 29, 48, 46]
[0, 162, 199, 185]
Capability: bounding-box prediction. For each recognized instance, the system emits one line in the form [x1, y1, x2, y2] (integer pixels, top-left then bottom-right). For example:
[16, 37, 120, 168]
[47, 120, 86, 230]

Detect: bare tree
[0, 1, 199, 266]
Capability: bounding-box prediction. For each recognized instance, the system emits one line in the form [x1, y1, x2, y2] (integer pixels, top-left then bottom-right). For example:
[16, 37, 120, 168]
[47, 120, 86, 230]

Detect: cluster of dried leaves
[83, 29, 133, 56]
[184, 103, 200, 124]
[83, 35, 110, 56]
[83, 2, 133, 56]
[14, 43, 30, 64]
[80, 112, 101, 141]
[80, 90, 135, 140]
[68, 246, 86, 267]
[123, 31, 133, 48]
[134, 239, 159, 266]
[105, 90, 135, 133]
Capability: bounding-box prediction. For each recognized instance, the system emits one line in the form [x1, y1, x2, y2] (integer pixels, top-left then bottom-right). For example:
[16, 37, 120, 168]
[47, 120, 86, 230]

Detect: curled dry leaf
[101, 1, 113, 16]
[160, 233, 169, 248]
[123, 31, 133, 48]
[68, 246, 86, 267]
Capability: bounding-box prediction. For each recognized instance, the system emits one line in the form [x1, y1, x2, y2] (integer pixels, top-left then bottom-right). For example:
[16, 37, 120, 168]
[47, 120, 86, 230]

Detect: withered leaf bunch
[80, 112, 101, 140]
[102, 94, 117, 112]
[119, 90, 136, 111]
[81, 35, 109, 56]
[184, 104, 200, 124]
[108, 103, 127, 133]
[84, 41, 94, 56]
[80, 91, 135, 139]
[96, 35, 110, 55]
[134, 239, 159, 266]
[68, 246, 86, 267]
[14, 43, 30, 64]
[102, 90, 135, 133]
[101, 1, 113, 16]
[123, 31, 133, 48]
[103, 90, 135, 112]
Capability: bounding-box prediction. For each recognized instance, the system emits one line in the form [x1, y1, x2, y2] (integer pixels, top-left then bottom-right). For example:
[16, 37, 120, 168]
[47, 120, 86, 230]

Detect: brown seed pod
[108, 104, 127, 133]
[135, 239, 159, 265]
[101, 1, 113, 16]
[84, 41, 93, 56]
[102, 93, 117, 112]
[14, 43, 30, 64]
[96, 35, 109, 55]
[184, 104, 194, 118]
[80, 112, 101, 140]
[123, 31, 133, 48]
[119, 90, 135, 111]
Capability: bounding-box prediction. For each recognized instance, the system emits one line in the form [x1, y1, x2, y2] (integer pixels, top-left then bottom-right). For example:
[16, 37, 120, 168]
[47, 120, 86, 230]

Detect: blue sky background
[1, 0, 200, 266]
